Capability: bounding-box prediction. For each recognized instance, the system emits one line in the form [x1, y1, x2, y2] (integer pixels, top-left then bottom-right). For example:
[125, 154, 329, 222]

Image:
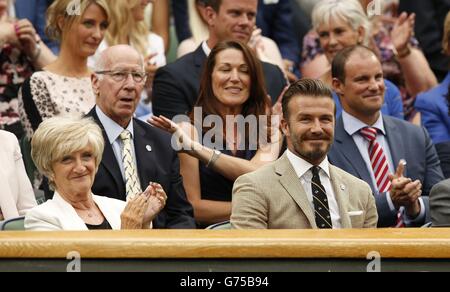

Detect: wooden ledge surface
[1, 228, 450, 259]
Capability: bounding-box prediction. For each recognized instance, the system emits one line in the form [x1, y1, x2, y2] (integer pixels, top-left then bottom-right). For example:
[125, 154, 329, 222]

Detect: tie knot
[311, 166, 320, 177]
[360, 127, 378, 142]
[120, 130, 131, 141]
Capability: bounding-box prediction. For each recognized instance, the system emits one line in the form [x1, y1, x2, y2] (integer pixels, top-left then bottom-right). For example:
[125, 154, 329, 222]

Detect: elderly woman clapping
[25, 116, 167, 231]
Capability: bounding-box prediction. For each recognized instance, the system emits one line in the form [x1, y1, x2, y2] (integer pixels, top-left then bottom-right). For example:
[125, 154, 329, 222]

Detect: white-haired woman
[303, 0, 406, 119]
[25, 116, 167, 231]
[302, 0, 437, 122]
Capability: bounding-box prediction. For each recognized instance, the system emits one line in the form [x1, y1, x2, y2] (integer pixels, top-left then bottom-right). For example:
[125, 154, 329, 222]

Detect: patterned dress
[0, 44, 35, 138]
[18, 71, 96, 140]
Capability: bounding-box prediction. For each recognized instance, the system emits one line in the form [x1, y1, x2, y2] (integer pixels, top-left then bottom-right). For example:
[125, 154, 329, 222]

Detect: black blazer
[87, 108, 196, 229]
[152, 44, 288, 119]
[399, 0, 450, 80]
[328, 115, 444, 227]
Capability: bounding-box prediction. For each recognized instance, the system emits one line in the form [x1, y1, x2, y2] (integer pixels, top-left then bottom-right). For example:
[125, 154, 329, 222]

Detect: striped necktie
[120, 130, 142, 200]
[360, 127, 405, 227]
[360, 127, 391, 193]
[311, 166, 332, 229]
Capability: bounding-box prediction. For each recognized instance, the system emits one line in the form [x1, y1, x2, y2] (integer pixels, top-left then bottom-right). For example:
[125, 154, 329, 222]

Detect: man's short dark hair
[282, 79, 334, 119]
[331, 45, 378, 83]
[203, 0, 222, 11]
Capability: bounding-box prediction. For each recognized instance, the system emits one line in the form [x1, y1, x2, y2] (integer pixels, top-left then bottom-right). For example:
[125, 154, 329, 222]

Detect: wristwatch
[206, 149, 221, 168]
[27, 43, 42, 62]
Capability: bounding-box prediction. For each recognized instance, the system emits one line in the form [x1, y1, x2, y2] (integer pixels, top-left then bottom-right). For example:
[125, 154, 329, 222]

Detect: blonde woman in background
[89, 0, 166, 120]
[18, 0, 110, 140]
[177, 0, 286, 77]
[144, 0, 170, 54]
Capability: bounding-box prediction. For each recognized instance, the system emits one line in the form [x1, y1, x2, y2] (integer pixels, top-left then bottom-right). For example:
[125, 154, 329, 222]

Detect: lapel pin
[146, 145, 152, 152]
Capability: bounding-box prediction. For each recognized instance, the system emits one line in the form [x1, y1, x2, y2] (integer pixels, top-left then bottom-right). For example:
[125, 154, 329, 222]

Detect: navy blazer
[171, 0, 191, 43]
[153, 44, 288, 119]
[328, 115, 444, 227]
[256, 0, 300, 65]
[87, 108, 196, 229]
[415, 72, 450, 144]
[399, 0, 450, 80]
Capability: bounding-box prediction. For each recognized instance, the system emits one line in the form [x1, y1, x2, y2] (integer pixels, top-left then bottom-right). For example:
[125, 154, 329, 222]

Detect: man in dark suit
[328, 45, 444, 227]
[257, 0, 300, 80]
[153, 0, 287, 120]
[430, 178, 450, 226]
[171, 0, 190, 43]
[88, 45, 196, 229]
[399, 0, 450, 81]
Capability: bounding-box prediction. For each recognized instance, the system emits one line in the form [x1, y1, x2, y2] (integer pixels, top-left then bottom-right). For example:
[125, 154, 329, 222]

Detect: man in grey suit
[430, 179, 450, 226]
[328, 45, 444, 227]
[231, 79, 378, 229]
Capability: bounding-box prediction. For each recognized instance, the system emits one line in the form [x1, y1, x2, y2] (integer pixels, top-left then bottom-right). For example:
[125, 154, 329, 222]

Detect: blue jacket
[415, 72, 450, 144]
[257, 0, 300, 65]
[329, 115, 444, 227]
[333, 79, 404, 119]
[14, 0, 59, 54]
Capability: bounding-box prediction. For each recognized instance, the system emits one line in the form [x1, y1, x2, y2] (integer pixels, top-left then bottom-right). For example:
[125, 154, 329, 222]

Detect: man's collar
[95, 106, 134, 144]
[342, 110, 386, 136]
[202, 41, 212, 57]
[286, 149, 331, 179]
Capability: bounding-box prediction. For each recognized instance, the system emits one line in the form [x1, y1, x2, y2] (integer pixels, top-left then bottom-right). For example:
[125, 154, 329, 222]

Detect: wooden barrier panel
[1, 229, 450, 271]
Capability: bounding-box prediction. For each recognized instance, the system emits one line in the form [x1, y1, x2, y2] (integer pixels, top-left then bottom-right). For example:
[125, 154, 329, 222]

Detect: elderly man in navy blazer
[87, 45, 196, 229]
[153, 0, 287, 120]
[328, 45, 444, 227]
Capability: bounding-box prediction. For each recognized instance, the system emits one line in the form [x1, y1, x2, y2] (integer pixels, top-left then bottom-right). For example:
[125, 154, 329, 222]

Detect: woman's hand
[0, 21, 18, 46]
[144, 52, 158, 85]
[248, 27, 264, 51]
[120, 190, 151, 229]
[142, 182, 167, 226]
[148, 115, 200, 152]
[390, 12, 415, 53]
[14, 19, 40, 58]
[271, 86, 288, 118]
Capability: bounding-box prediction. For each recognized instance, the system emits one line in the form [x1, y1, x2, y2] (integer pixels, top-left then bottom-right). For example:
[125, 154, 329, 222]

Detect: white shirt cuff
[403, 197, 425, 224]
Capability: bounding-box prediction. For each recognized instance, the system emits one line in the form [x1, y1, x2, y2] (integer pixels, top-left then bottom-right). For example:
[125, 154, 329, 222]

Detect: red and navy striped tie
[360, 127, 391, 193]
[360, 127, 405, 227]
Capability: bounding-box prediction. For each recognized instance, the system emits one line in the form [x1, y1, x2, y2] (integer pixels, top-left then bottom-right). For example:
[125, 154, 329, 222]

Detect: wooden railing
[1, 229, 450, 271]
[1, 228, 450, 258]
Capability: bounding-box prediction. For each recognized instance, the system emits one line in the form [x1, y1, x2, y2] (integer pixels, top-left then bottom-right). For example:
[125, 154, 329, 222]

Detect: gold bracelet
[394, 45, 411, 59]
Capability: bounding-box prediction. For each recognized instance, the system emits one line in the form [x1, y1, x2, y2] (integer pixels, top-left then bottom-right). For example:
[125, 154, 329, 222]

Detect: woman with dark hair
[150, 40, 283, 227]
